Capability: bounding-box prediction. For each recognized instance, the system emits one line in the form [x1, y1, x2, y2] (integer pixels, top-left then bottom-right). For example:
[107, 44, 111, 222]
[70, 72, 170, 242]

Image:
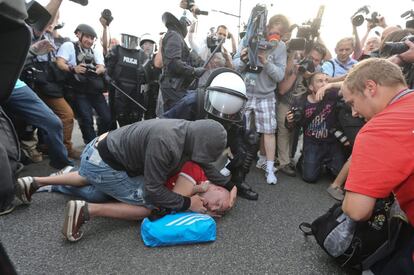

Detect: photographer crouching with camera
[277, 41, 328, 177]
[285, 72, 345, 183]
[56, 24, 111, 144]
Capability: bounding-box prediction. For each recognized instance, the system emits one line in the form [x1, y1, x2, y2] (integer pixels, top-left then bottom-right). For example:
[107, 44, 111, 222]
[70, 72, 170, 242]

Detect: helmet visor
[204, 89, 246, 122]
[121, 34, 139, 49]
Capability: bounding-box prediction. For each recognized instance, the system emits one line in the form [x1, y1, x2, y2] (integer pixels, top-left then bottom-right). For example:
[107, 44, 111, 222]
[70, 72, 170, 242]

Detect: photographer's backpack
[299, 196, 411, 271]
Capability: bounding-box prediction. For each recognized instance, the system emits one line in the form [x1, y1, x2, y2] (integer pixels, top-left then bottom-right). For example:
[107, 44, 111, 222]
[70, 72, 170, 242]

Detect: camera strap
[388, 89, 414, 105]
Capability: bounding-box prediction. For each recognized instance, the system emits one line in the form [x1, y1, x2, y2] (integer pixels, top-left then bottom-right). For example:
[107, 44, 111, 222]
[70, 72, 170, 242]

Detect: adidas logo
[166, 214, 211, 226]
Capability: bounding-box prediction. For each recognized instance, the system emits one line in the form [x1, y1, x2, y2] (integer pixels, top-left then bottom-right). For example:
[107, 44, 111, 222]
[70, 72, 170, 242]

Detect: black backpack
[299, 196, 409, 270]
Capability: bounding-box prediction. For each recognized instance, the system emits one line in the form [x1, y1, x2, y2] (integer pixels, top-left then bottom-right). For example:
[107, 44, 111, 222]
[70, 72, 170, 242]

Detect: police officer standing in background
[106, 32, 148, 126]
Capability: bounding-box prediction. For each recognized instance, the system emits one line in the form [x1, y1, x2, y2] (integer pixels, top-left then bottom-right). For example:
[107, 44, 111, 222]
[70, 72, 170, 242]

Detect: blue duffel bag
[141, 212, 216, 247]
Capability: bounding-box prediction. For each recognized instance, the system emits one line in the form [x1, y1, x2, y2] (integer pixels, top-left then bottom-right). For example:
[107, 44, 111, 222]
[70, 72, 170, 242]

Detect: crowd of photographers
[1, 0, 414, 272]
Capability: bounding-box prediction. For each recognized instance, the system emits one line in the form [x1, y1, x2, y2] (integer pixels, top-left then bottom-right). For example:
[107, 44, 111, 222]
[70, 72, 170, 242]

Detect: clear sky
[37, 0, 413, 52]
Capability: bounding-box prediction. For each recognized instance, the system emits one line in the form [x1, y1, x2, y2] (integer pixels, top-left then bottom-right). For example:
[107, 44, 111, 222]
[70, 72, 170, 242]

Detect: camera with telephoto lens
[382, 35, 414, 56]
[186, 0, 208, 16]
[101, 9, 113, 26]
[290, 106, 303, 123]
[298, 58, 315, 73]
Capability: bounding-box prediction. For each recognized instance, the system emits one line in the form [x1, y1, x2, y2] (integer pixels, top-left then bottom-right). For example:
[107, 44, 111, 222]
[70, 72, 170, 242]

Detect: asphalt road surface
[0, 125, 357, 275]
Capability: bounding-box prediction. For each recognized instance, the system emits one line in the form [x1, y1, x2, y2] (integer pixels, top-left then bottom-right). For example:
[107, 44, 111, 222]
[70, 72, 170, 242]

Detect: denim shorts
[79, 138, 149, 206]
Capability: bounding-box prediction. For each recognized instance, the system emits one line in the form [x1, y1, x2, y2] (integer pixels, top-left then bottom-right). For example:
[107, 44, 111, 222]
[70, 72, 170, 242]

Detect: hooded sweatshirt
[102, 119, 229, 211]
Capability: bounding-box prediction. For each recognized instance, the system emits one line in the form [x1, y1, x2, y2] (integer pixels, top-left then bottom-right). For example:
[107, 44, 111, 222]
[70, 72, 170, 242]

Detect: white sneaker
[49, 165, 75, 177]
[266, 173, 278, 185]
[256, 159, 277, 173]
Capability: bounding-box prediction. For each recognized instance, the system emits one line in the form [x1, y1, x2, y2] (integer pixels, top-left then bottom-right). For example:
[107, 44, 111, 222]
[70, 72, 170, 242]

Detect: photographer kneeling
[56, 24, 110, 144]
[285, 72, 344, 183]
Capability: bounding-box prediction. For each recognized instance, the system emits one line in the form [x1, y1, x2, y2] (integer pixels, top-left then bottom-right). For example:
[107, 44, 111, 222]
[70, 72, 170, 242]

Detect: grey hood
[184, 119, 227, 164]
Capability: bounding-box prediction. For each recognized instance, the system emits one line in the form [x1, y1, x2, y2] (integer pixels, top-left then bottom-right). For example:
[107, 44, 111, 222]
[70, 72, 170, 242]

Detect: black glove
[193, 67, 206, 78]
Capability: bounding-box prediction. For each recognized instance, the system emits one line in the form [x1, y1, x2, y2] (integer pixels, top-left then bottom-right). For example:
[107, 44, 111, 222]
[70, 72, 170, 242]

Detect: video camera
[289, 5, 324, 54]
[243, 4, 278, 71]
[101, 9, 113, 26]
[186, 0, 208, 16]
[382, 35, 414, 56]
[351, 6, 381, 27]
[401, 9, 414, 29]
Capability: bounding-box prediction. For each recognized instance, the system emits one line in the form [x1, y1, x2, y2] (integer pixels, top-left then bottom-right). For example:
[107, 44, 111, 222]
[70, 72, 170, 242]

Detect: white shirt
[56, 41, 104, 66]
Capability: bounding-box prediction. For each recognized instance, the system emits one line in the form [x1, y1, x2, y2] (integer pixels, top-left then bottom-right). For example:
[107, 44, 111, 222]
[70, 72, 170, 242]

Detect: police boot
[237, 182, 258, 200]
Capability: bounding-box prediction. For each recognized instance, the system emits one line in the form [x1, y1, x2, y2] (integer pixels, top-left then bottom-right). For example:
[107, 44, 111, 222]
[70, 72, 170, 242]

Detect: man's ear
[364, 80, 377, 97]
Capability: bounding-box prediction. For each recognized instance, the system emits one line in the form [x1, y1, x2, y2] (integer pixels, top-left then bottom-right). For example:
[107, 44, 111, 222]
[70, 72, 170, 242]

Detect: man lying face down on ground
[16, 119, 236, 241]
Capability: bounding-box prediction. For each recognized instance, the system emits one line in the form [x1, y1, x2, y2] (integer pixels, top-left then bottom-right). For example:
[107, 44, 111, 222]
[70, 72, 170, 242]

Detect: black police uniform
[163, 86, 259, 200]
[106, 45, 147, 126]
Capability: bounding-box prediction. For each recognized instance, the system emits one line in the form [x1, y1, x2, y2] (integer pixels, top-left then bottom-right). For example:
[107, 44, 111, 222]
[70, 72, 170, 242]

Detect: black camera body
[290, 106, 303, 123]
[207, 34, 222, 52]
[101, 9, 113, 26]
[382, 35, 414, 56]
[298, 58, 315, 73]
[186, 0, 208, 16]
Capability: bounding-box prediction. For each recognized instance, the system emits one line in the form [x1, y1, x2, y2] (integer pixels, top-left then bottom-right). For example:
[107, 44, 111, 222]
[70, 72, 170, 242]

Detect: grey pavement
[0, 126, 357, 275]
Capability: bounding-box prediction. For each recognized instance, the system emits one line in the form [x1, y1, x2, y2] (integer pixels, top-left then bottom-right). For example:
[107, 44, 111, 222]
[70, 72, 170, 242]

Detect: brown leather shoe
[68, 149, 82, 160]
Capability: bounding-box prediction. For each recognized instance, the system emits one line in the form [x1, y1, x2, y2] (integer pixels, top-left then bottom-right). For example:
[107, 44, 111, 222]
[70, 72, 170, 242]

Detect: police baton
[187, 37, 226, 88]
[108, 79, 147, 112]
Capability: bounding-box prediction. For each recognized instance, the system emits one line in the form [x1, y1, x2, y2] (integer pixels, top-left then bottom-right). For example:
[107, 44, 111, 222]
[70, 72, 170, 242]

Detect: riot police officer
[163, 68, 259, 200]
[106, 32, 148, 126]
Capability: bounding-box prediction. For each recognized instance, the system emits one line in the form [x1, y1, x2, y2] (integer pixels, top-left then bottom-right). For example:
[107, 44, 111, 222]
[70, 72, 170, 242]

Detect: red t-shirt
[345, 92, 414, 226]
[164, 161, 207, 190]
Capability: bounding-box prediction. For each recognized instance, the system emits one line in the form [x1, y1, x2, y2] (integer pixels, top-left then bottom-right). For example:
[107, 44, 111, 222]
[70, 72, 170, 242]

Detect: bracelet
[68, 65, 75, 74]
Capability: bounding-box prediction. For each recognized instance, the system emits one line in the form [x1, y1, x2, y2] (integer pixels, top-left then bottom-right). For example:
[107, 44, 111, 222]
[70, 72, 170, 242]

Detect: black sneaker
[16, 176, 37, 204]
[62, 200, 88, 242]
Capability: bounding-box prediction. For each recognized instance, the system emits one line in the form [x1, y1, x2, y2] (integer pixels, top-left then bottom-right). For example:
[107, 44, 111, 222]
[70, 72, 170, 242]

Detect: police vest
[112, 46, 147, 85]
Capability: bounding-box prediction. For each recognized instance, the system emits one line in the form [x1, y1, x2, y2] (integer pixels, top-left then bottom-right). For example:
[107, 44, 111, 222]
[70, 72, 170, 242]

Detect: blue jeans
[73, 93, 111, 144]
[51, 185, 113, 202]
[78, 138, 149, 206]
[301, 139, 345, 183]
[162, 91, 197, 120]
[4, 86, 72, 168]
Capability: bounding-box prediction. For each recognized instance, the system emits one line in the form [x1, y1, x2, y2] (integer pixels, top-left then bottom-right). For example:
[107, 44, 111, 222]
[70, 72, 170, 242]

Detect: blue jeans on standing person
[301, 139, 345, 183]
[73, 93, 111, 144]
[4, 86, 72, 169]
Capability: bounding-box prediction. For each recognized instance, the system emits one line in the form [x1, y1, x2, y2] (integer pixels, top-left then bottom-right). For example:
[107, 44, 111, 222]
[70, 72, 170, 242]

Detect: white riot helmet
[140, 33, 156, 55]
[204, 68, 247, 122]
